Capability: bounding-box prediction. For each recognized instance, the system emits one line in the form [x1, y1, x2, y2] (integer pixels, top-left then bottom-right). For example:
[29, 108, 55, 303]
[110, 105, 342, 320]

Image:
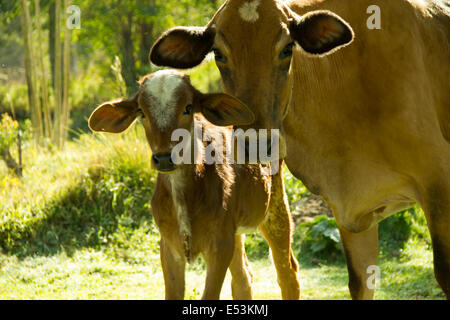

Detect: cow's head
[150, 0, 354, 159]
[88, 70, 253, 173]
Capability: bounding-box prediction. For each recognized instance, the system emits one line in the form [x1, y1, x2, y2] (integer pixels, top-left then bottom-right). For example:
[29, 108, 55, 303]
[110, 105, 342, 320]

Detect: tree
[0, 113, 22, 177]
[52, 0, 62, 146]
[35, 0, 52, 139]
[20, 0, 44, 144]
[75, 0, 221, 97]
[61, 0, 71, 146]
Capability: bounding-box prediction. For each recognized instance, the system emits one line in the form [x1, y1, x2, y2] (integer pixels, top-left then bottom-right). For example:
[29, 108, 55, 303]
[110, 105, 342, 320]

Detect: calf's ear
[150, 26, 215, 69]
[289, 10, 354, 56]
[89, 97, 139, 134]
[199, 93, 255, 127]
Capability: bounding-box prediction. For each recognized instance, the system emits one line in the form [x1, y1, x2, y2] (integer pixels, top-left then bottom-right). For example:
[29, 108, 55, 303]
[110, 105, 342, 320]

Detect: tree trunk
[138, 20, 154, 71]
[1, 146, 22, 177]
[61, 0, 71, 147]
[52, 0, 62, 147]
[120, 13, 139, 97]
[35, 0, 52, 140]
[20, 0, 44, 144]
[49, 1, 56, 89]
[5, 95, 23, 177]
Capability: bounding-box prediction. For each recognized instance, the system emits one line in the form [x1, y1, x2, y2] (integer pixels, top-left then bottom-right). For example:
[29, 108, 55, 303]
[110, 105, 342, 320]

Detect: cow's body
[285, 0, 450, 234]
[284, 0, 450, 298]
[150, 0, 450, 299]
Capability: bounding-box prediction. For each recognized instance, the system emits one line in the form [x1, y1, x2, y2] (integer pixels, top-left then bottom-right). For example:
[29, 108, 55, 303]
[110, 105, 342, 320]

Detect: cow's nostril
[152, 155, 160, 164]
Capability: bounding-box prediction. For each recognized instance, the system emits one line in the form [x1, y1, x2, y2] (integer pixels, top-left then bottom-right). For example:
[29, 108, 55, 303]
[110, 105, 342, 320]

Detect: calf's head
[150, 0, 354, 159]
[89, 70, 253, 173]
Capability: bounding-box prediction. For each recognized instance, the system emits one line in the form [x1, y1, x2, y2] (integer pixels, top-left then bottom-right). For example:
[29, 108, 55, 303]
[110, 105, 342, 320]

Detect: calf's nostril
[152, 155, 160, 164]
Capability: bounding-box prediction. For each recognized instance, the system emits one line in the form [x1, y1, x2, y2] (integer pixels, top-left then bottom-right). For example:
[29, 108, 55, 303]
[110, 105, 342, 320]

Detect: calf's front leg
[202, 235, 235, 300]
[229, 234, 253, 300]
[160, 237, 186, 300]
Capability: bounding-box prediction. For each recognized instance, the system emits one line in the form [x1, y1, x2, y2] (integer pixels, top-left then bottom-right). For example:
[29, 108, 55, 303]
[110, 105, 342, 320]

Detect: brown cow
[88, 70, 300, 300]
[150, 0, 450, 299]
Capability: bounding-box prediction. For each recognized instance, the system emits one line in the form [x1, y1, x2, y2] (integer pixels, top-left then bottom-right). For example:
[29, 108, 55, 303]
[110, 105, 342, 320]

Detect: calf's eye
[137, 108, 145, 119]
[183, 104, 193, 115]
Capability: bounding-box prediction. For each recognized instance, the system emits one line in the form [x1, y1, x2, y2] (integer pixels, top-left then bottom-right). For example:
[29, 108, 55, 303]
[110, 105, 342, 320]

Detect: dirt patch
[291, 194, 333, 225]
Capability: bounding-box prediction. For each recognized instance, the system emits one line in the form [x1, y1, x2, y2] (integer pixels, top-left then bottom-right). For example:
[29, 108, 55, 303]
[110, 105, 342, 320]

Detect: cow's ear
[150, 26, 215, 69]
[199, 93, 255, 127]
[89, 97, 139, 133]
[289, 10, 354, 56]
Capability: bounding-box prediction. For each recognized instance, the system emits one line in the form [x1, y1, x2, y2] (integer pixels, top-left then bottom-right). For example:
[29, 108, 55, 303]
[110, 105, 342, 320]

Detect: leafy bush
[295, 215, 343, 262]
[0, 113, 31, 175]
[283, 165, 311, 208]
[379, 207, 430, 257]
[0, 85, 29, 120]
[0, 128, 158, 259]
[0, 113, 18, 150]
[245, 232, 269, 261]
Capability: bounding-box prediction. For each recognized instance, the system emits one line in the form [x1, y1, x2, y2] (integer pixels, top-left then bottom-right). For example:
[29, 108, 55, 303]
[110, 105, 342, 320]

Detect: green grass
[0, 239, 442, 300]
[0, 126, 444, 300]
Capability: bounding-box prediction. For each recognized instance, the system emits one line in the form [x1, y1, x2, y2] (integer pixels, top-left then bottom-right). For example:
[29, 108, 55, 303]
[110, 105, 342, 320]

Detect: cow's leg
[422, 183, 450, 299]
[258, 170, 300, 300]
[339, 224, 378, 300]
[202, 235, 235, 300]
[160, 237, 186, 300]
[228, 234, 253, 300]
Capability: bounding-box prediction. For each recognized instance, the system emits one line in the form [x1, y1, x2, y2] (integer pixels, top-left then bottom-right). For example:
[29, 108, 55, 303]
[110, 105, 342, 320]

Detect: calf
[88, 70, 300, 300]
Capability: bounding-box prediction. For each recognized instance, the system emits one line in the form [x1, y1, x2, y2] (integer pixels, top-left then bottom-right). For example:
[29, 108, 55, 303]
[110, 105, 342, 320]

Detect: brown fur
[150, 0, 450, 299]
[89, 71, 300, 300]
[148, 94, 299, 300]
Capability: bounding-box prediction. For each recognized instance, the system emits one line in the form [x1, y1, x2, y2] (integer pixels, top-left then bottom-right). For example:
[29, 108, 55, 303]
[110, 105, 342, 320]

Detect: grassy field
[0, 238, 443, 300]
[0, 127, 444, 300]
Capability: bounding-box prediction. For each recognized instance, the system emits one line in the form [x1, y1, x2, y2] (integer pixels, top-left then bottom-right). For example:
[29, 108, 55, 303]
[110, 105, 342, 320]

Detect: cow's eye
[183, 104, 193, 115]
[213, 48, 227, 63]
[280, 42, 295, 59]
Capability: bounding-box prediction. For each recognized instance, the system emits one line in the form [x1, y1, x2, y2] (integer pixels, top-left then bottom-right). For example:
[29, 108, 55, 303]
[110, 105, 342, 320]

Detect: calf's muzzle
[152, 153, 175, 172]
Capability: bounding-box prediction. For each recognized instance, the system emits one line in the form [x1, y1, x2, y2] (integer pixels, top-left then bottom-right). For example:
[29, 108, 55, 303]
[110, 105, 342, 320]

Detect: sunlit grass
[0, 125, 443, 300]
[0, 239, 440, 300]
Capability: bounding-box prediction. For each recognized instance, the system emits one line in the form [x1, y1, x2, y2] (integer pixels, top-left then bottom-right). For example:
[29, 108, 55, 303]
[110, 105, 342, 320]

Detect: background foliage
[0, 0, 442, 299]
[0, 0, 223, 135]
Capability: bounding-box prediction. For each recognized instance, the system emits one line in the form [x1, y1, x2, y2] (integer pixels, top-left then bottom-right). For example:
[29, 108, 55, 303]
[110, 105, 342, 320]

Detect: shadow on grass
[0, 165, 157, 259]
[376, 262, 444, 299]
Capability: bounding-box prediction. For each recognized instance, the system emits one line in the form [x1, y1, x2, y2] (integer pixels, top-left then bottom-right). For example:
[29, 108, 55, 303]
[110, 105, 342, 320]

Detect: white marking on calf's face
[143, 70, 184, 129]
[239, 0, 261, 23]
